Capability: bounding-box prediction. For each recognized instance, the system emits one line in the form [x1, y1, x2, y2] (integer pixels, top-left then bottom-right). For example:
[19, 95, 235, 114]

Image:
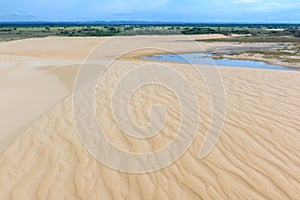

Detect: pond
[142, 53, 298, 71]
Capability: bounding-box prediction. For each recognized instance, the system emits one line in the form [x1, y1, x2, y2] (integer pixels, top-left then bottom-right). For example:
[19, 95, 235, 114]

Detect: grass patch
[197, 36, 300, 43]
[280, 58, 300, 63]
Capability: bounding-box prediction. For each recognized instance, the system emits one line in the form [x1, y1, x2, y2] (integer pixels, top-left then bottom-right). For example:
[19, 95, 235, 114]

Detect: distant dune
[0, 35, 299, 199]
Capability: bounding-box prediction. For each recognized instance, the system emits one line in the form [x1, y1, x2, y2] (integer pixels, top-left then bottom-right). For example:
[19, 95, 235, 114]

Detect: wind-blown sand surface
[0, 35, 299, 199]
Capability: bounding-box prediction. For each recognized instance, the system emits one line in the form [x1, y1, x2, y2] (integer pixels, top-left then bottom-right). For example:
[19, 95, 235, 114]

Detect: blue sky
[0, 0, 299, 23]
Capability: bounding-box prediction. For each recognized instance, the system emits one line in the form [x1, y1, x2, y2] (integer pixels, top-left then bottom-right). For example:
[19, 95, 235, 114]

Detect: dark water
[142, 53, 298, 71]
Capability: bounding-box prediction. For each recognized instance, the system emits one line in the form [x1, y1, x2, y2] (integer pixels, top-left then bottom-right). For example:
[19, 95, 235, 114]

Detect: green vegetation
[247, 44, 300, 63]
[0, 23, 299, 41]
[196, 36, 300, 43]
[0, 25, 119, 41]
[209, 42, 300, 64]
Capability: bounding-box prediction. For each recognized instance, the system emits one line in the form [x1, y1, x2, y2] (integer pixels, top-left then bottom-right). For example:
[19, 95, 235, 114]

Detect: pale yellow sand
[0, 35, 299, 199]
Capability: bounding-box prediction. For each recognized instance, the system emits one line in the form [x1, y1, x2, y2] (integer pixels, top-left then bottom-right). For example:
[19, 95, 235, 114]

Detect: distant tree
[287, 28, 300, 37]
[294, 30, 300, 37]
[222, 31, 232, 36]
[108, 27, 117, 32]
[250, 31, 258, 36]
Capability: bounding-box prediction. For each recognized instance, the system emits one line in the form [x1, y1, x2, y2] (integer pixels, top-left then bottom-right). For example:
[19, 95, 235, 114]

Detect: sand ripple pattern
[0, 63, 300, 199]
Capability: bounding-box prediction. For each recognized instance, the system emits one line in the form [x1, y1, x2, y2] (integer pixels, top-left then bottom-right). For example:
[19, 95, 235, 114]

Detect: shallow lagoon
[142, 53, 298, 71]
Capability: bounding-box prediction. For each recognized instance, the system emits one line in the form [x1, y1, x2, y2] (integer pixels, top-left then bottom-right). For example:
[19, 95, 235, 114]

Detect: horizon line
[0, 20, 300, 25]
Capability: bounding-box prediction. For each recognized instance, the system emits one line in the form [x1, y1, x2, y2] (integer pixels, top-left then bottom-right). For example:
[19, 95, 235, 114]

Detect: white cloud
[25, 12, 37, 18]
[11, 11, 22, 17]
[11, 12, 37, 18]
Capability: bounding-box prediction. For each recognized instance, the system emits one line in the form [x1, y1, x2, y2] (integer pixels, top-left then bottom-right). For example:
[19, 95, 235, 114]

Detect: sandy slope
[0, 35, 300, 199]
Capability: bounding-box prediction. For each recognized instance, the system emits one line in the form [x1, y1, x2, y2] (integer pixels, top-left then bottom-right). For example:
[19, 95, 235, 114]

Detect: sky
[0, 0, 299, 23]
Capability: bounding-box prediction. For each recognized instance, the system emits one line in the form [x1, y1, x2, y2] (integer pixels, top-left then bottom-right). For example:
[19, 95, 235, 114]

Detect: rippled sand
[0, 35, 299, 199]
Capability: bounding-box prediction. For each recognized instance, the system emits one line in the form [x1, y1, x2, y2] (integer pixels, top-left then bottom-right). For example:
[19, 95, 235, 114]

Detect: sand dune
[0, 35, 299, 199]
